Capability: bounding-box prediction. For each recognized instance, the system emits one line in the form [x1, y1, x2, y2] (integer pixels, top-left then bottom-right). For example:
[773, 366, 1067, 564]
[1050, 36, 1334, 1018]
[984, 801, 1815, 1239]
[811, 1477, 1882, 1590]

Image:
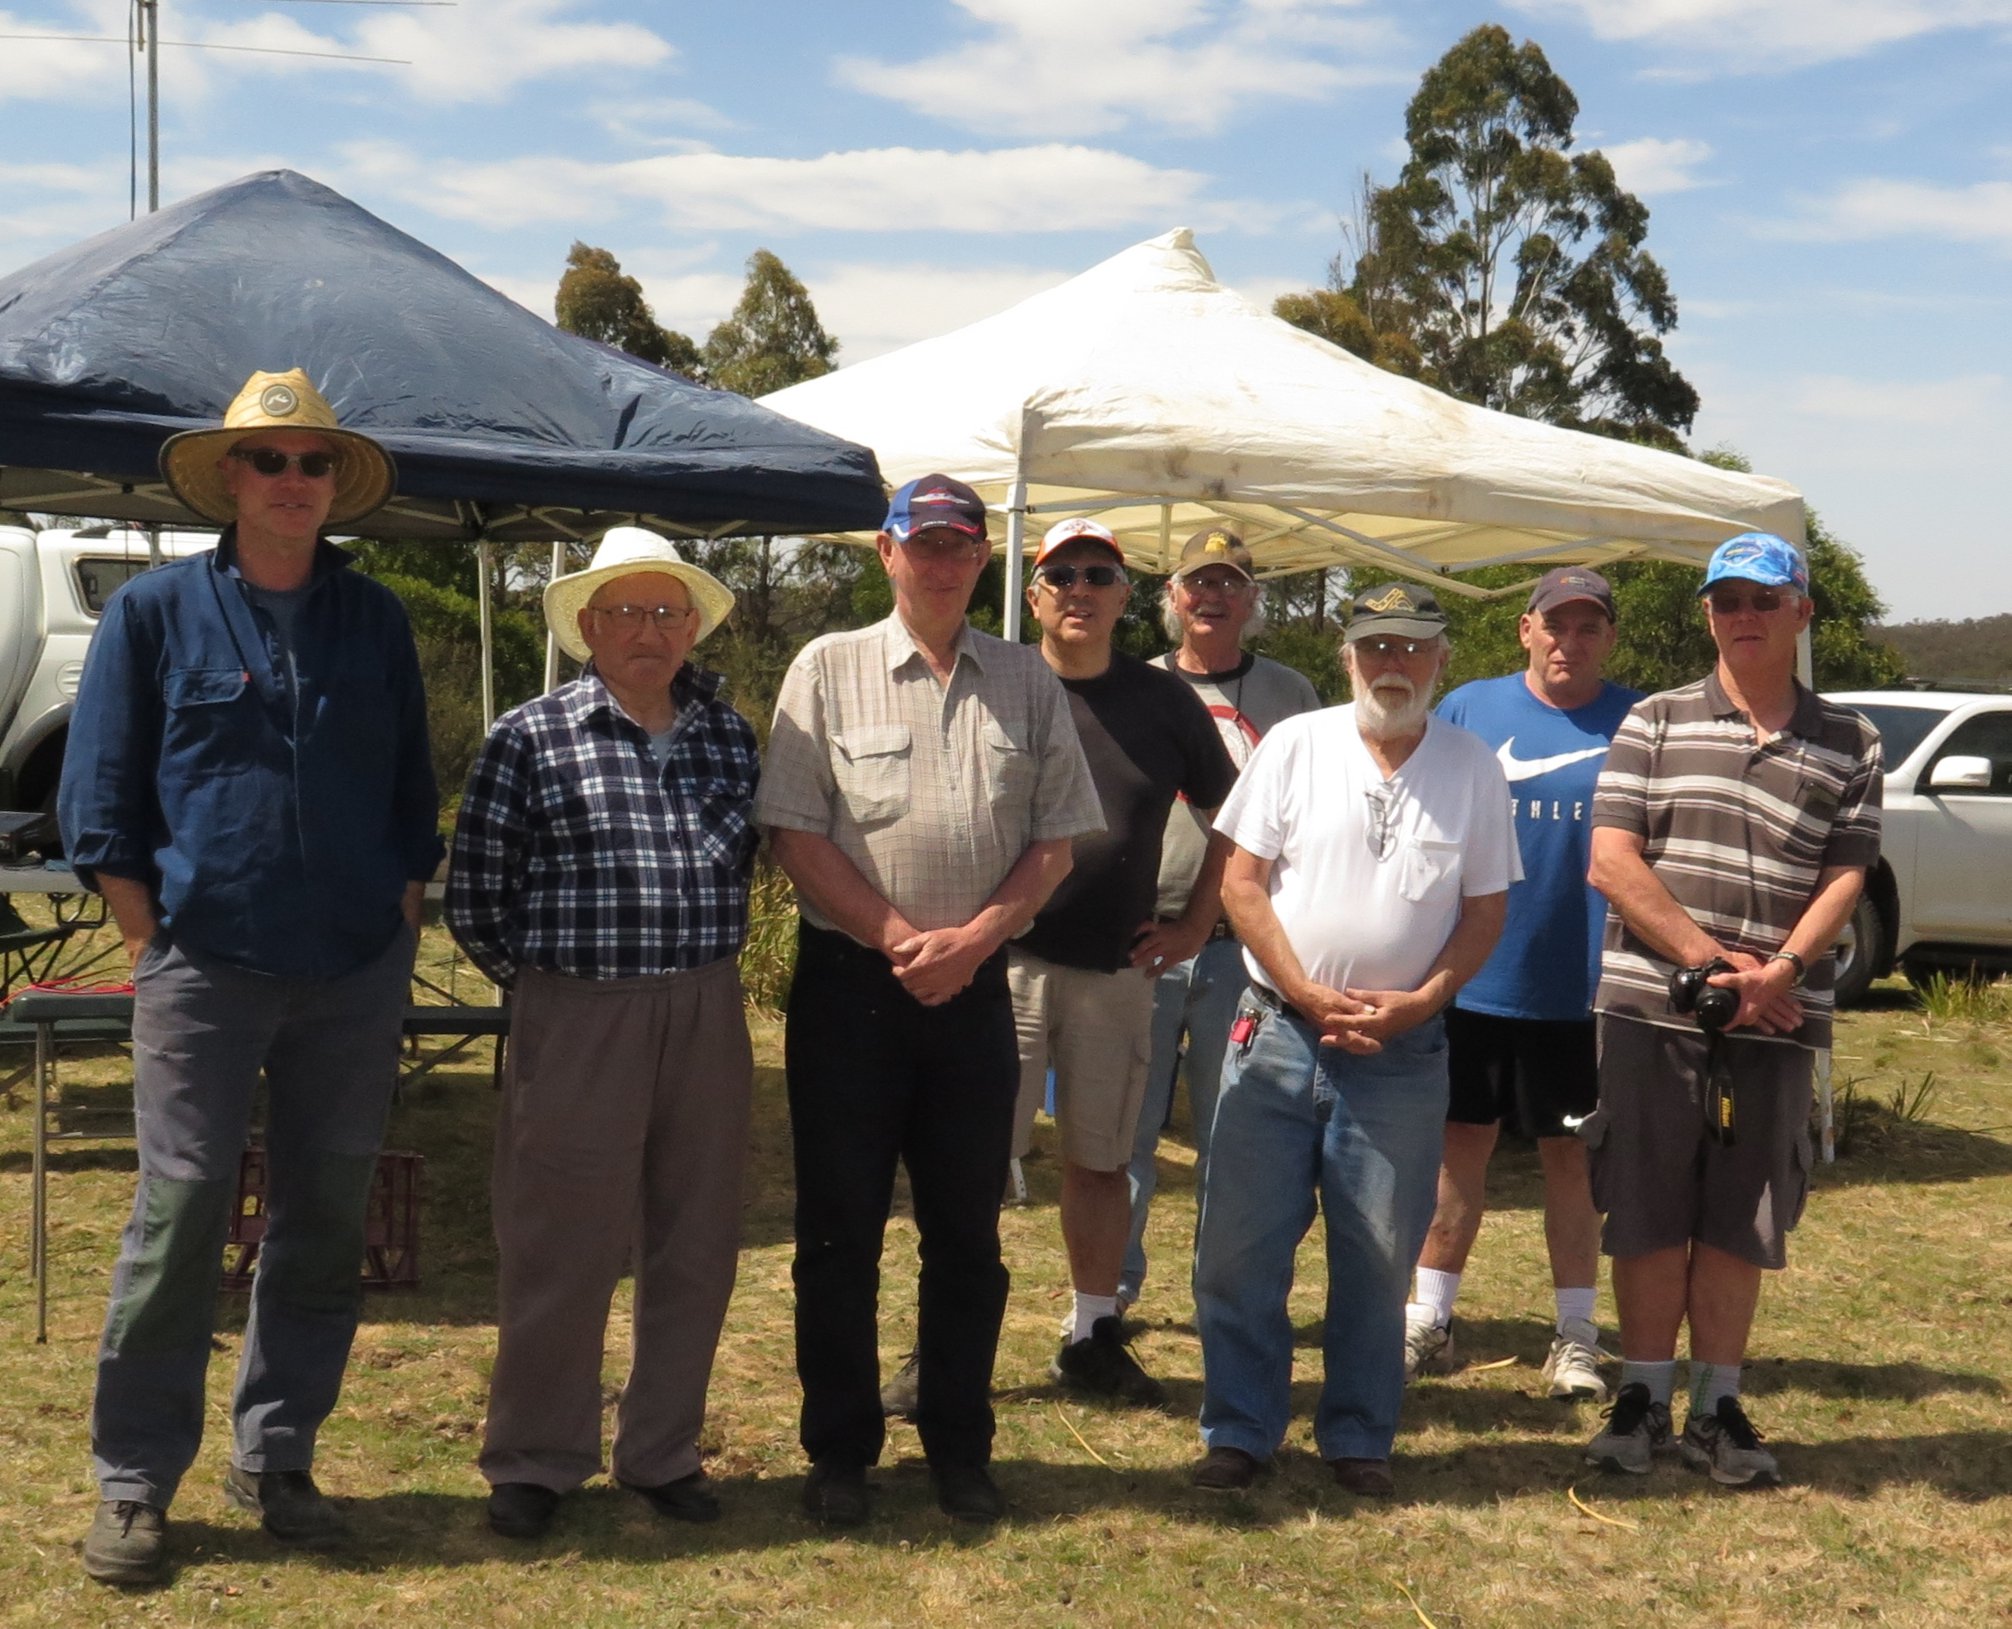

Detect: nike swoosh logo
[1496, 738, 1610, 782]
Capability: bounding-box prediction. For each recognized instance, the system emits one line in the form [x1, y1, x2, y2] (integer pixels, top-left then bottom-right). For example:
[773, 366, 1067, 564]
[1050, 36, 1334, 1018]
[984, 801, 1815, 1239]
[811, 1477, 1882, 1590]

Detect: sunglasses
[229, 446, 340, 479]
[591, 603, 698, 631]
[1706, 588, 1794, 615]
[1354, 636, 1435, 659]
[1036, 563, 1127, 589]
[1364, 783, 1398, 861]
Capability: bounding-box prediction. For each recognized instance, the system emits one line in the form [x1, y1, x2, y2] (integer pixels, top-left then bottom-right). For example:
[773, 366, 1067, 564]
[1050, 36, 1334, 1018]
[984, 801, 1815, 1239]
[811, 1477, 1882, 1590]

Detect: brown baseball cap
[1526, 566, 1616, 621]
[1172, 525, 1254, 581]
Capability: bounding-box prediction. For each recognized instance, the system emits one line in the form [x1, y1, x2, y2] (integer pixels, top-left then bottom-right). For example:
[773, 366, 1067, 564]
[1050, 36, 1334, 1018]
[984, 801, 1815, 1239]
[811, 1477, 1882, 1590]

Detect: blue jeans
[1120, 936, 1246, 1306]
[1194, 992, 1448, 1463]
[92, 925, 413, 1506]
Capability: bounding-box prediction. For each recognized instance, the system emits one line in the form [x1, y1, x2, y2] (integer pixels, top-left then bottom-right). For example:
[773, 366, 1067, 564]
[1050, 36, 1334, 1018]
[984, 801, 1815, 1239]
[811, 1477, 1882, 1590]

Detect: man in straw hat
[756, 475, 1102, 1527]
[60, 369, 440, 1585]
[446, 527, 759, 1541]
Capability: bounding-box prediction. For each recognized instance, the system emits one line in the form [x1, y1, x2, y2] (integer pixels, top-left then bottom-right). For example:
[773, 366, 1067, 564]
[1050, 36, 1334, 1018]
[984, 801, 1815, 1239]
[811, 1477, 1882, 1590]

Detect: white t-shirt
[1214, 705, 1522, 994]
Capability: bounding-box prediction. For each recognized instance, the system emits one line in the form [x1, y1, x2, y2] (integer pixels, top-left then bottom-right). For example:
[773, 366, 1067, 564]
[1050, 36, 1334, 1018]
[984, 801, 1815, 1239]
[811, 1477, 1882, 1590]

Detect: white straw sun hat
[542, 527, 736, 662]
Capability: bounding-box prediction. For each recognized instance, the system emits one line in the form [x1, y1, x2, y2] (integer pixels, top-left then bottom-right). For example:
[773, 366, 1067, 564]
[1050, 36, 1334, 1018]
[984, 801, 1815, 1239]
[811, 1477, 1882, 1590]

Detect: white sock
[1555, 1286, 1597, 1332]
[1069, 1293, 1119, 1343]
[1620, 1359, 1677, 1408]
[1412, 1268, 1460, 1328]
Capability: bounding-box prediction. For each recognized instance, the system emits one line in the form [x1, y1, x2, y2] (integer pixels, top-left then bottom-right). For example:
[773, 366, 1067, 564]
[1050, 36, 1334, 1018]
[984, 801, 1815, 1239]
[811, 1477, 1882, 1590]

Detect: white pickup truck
[1826, 686, 2012, 1003]
[0, 525, 217, 829]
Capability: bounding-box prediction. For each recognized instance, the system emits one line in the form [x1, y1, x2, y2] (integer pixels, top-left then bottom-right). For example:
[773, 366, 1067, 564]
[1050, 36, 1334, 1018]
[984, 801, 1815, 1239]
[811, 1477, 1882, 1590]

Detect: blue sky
[3, 0, 2008, 623]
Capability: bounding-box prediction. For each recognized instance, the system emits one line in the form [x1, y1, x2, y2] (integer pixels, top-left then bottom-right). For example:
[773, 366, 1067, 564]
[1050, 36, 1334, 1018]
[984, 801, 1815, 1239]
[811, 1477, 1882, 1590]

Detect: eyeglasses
[229, 446, 339, 479]
[898, 532, 988, 561]
[1036, 563, 1127, 589]
[1180, 572, 1249, 596]
[1355, 636, 1434, 660]
[1364, 783, 1398, 862]
[590, 602, 698, 632]
[1705, 588, 1794, 616]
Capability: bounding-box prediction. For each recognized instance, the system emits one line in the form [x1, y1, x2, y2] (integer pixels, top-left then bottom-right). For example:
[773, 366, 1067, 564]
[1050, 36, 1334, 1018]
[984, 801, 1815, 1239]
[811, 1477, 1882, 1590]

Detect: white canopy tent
[763, 228, 1806, 642]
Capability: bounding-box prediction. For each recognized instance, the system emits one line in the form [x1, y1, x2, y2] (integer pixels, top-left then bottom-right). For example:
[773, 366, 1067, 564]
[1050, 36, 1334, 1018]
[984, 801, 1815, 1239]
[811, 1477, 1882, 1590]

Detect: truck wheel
[1832, 892, 1884, 1007]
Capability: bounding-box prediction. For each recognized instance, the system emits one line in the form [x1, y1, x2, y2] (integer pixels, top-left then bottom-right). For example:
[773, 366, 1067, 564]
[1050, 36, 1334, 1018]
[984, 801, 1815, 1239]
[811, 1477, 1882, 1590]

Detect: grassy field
[2, 918, 2010, 1627]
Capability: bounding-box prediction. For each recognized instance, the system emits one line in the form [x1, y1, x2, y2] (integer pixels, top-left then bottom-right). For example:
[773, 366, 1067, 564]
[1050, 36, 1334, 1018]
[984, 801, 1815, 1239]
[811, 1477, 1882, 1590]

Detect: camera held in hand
[1669, 958, 1739, 1033]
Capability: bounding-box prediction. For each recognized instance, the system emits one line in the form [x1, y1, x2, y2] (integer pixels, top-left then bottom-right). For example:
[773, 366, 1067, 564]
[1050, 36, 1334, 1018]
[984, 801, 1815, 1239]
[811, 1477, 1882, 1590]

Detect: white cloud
[0, 2, 137, 102]
[1785, 372, 2005, 427]
[1600, 136, 1714, 196]
[339, 142, 1250, 237]
[788, 262, 1075, 362]
[1518, 0, 2012, 69]
[837, 0, 1406, 139]
[1769, 178, 2012, 250]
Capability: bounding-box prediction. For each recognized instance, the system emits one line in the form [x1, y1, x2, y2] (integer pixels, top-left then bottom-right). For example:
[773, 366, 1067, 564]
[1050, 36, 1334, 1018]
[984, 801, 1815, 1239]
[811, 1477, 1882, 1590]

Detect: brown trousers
[481, 957, 753, 1491]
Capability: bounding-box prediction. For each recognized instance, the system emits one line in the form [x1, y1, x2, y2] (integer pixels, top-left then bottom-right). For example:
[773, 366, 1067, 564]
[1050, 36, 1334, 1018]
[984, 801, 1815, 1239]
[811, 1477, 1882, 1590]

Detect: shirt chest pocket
[1397, 838, 1461, 905]
[832, 725, 913, 826]
[162, 666, 259, 766]
[981, 719, 1035, 808]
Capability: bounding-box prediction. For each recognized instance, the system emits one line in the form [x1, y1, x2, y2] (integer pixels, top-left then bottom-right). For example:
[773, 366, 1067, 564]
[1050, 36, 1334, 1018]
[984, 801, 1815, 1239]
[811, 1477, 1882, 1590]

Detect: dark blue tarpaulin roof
[0, 169, 886, 539]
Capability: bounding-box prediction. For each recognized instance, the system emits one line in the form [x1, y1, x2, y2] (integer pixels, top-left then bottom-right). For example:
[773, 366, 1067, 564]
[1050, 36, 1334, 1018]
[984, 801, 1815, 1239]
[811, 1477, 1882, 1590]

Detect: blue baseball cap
[1698, 532, 1808, 597]
[883, 474, 988, 543]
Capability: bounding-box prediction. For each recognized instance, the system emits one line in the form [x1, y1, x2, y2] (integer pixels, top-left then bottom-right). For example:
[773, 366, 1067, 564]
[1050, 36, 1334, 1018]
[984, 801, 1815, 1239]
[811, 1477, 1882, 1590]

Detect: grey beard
[1353, 680, 1431, 741]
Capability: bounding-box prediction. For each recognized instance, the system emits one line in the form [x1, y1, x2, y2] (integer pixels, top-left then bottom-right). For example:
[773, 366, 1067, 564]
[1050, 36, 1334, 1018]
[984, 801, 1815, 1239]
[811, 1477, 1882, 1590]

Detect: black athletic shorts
[1444, 1006, 1598, 1138]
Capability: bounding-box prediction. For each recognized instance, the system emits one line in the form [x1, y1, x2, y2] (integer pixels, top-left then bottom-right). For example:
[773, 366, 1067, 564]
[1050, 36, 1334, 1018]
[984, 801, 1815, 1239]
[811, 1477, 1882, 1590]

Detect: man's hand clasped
[888, 923, 993, 1006]
[1704, 950, 1805, 1036]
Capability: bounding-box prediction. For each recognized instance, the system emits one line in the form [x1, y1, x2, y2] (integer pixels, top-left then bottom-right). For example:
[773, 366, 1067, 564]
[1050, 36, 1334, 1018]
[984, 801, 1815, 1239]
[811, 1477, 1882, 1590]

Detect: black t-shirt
[1020, 651, 1238, 971]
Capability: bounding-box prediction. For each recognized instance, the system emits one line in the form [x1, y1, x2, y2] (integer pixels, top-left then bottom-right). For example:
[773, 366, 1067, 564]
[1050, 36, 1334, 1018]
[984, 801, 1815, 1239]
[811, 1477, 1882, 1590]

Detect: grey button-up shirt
[755, 615, 1103, 937]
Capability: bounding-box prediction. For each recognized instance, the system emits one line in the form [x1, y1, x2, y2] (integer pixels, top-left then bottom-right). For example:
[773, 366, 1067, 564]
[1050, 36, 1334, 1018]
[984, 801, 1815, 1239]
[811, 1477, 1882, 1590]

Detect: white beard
[1352, 674, 1432, 741]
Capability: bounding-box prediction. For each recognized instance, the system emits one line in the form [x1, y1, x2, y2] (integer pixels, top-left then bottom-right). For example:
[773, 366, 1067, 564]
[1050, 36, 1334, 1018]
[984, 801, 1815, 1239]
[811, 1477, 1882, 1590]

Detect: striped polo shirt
[1591, 671, 1882, 1050]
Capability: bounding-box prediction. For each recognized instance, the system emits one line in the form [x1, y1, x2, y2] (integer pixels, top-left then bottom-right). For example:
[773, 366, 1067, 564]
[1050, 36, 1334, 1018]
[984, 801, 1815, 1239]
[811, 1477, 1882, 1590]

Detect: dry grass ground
[2, 917, 2009, 1626]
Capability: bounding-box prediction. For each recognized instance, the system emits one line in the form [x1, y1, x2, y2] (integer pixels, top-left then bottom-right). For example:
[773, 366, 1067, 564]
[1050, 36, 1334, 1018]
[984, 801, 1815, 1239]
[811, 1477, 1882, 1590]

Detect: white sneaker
[1541, 1317, 1611, 1401]
[1402, 1304, 1455, 1382]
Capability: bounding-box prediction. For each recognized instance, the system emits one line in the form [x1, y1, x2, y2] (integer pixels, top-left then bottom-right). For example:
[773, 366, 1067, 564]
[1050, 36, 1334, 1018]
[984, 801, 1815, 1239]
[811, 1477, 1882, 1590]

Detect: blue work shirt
[58, 529, 444, 979]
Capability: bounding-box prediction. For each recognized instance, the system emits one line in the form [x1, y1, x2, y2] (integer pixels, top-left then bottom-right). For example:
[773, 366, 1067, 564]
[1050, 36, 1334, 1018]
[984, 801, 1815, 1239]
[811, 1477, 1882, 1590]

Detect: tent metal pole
[1003, 465, 1028, 642]
[543, 540, 564, 693]
[476, 539, 496, 727]
[142, 0, 159, 212]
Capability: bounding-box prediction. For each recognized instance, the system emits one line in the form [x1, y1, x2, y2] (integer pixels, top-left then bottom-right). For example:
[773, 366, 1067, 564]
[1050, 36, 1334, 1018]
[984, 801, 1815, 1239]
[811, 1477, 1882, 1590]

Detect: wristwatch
[1767, 949, 1807, 986]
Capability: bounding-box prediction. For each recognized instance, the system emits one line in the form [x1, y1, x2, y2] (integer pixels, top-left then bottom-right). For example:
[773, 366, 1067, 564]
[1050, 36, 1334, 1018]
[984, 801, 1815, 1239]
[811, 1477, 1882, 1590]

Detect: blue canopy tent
[0, 169, 886, 541]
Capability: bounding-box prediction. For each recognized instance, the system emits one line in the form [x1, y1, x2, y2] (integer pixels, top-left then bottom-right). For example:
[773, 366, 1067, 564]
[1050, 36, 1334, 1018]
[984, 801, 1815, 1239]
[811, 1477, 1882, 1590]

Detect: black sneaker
[223, 1466, 347, 1548]
[82, 1499, 166, 1585]
[880, 1350, 920, 1421]
[1049, 1315, 1167, 1407]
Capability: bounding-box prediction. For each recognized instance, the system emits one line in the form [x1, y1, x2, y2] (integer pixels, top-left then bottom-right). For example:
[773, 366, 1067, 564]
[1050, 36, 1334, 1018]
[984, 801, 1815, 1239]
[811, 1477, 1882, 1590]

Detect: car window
[1845, 704, 1943, 767]
[74, 557, 156, 616]
[1929, 711, 2012, 796]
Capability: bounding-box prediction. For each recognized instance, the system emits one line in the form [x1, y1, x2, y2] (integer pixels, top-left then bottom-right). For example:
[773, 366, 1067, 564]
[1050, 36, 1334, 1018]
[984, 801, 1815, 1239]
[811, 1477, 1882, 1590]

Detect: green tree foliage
[1279, 25, 1698, 449]
[554, 242, 702, 377]
[1872, 615, 2012, 686]
[700, 250, 840, 399]
[347, 540, 545, 802]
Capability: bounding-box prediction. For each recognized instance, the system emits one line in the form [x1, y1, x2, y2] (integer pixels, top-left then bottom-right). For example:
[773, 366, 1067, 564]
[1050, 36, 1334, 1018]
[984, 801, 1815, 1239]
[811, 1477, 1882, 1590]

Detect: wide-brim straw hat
[543, 527, 736, 662]
[158, 368, 397, 527]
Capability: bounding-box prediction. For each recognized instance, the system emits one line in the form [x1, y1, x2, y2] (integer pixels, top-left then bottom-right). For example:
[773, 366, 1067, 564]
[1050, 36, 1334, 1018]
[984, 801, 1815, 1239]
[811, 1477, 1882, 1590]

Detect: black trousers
[785, 923, 1018, 1470]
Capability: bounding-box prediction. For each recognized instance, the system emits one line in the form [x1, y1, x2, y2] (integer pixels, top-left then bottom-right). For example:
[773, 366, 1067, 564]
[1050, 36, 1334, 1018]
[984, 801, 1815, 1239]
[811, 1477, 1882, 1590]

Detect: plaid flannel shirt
[446, 665, 759, 986]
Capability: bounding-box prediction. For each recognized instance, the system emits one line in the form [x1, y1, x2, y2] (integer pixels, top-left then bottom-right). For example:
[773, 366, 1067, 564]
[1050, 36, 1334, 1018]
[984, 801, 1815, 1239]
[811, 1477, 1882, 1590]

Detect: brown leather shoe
[1327, 1456, 1395, 1497]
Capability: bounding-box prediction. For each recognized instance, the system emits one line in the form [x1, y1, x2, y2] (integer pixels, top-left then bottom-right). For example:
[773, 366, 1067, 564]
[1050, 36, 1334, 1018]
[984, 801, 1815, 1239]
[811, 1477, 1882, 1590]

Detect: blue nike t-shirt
[1436, 673, 1642, 1021]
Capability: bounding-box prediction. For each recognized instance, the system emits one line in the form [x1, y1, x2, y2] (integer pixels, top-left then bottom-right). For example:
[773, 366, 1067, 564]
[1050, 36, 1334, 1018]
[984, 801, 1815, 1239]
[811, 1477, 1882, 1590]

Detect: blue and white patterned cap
[1698, 532, 1809, 596]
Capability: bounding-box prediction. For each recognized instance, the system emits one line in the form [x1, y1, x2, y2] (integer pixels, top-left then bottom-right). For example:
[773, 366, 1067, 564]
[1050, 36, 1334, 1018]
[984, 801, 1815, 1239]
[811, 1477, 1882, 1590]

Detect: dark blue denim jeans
[1194, 991, 1447, 1464]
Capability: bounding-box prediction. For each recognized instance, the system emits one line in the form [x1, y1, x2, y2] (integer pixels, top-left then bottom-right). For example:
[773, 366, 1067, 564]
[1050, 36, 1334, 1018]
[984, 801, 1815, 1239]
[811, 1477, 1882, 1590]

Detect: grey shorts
[1583, 1013, 1814, 1270]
